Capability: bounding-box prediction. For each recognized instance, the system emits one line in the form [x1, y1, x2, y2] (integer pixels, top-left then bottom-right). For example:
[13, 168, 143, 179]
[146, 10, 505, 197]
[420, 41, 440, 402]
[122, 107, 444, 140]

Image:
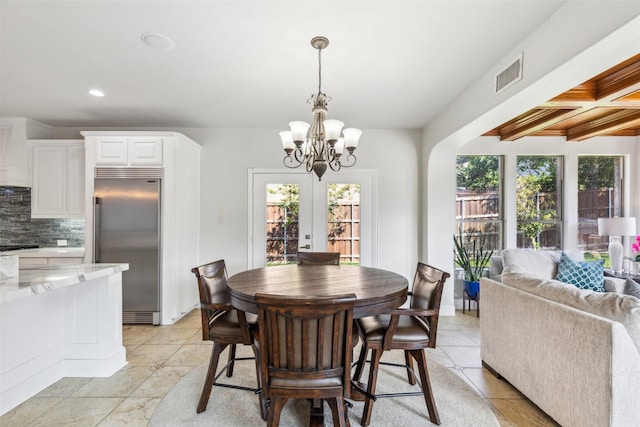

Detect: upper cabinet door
[128, 137, 163, 165]
[31, 141, 85, 219]
[32, 145, 67, 216]
[96, 137, 128, 165]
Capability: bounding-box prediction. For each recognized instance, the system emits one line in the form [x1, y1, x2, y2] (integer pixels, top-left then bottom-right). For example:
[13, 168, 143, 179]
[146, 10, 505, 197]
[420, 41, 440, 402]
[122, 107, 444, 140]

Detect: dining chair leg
[197, 341, 228, 413]
[404, 350, 417, 385]
[267, 397, 287, 427]
[361, 348, 382, 427]
[352, 344, 368, 382]
[252, 343, 268, 421]
[327, 397, 349, 427]
[226, 343, 237, 376]
[411, 349, 440, 425]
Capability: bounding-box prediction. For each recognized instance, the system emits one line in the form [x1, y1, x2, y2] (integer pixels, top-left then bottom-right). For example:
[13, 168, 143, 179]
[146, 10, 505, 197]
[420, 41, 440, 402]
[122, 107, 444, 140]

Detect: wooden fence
[266, 202, 360, 264]
[456, 188, 616, 250]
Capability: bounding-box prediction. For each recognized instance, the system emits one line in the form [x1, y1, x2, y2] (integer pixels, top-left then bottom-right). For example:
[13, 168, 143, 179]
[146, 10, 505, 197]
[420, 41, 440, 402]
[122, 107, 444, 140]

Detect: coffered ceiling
[484, 53, 640, 141]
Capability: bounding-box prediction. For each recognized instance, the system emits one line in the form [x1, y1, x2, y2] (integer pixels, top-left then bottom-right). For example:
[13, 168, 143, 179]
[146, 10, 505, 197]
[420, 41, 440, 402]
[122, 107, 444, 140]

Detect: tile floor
[0, 309, 558, 426]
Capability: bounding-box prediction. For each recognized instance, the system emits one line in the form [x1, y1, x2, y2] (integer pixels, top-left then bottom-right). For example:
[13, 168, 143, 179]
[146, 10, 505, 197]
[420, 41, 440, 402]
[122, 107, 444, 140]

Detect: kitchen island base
[0, 264, 128, 415]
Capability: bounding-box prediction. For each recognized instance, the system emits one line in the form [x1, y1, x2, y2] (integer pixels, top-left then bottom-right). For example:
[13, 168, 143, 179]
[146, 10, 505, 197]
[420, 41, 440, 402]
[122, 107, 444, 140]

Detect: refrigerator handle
[93, 197, 101, 262]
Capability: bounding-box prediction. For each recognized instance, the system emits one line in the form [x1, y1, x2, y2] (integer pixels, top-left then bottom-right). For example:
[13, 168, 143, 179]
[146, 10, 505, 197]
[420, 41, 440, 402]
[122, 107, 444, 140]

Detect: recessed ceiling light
[89, 89, 105, 97]
[141, 32, 175, 50]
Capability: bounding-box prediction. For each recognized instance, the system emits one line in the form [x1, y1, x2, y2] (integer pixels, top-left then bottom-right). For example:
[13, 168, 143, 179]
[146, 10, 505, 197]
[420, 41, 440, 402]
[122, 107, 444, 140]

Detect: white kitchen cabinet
[30, 140, 85, 218]
[95, 136, 162, 166]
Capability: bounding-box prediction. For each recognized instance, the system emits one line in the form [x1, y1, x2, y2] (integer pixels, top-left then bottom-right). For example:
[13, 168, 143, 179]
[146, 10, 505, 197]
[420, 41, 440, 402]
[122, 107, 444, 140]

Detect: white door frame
[248, 169, 377, 268]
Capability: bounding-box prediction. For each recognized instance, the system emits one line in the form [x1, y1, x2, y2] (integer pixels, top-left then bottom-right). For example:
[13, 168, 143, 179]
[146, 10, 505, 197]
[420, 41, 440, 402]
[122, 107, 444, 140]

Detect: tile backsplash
[0, 186, 85, 247]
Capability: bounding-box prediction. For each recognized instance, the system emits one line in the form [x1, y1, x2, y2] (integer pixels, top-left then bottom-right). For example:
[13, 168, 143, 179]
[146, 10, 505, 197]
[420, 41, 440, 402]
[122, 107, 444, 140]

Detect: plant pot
[464, 280, 480, 299]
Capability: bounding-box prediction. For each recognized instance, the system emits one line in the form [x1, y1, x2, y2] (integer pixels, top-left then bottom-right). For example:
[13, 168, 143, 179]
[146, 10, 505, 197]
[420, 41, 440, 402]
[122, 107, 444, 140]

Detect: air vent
[123, 311, 160, 325]
[495, 53, 523, 94]
[95, 167, 163, 179]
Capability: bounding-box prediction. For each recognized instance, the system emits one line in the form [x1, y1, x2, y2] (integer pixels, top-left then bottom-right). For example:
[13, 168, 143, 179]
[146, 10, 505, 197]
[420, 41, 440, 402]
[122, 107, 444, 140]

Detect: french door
[249, 170, 376, 268]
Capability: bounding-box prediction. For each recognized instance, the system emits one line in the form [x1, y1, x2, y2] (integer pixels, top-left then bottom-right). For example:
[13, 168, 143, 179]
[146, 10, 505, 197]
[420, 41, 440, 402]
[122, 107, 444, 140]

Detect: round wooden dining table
[227, 264, 409, 318]
[227, 264, 408, 425]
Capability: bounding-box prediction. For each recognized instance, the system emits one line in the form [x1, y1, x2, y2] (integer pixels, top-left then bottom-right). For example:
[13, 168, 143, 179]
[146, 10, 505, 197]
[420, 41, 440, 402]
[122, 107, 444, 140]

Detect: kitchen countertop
[0, 247, 85, 257]
[0, 263, 128, 304]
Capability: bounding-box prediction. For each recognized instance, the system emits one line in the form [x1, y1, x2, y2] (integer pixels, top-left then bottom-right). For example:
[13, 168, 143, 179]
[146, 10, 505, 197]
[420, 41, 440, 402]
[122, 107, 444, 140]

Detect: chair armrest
[381, 308, 438, 349]
[201, 302, 233, 311]
[385, 307, 437, 317]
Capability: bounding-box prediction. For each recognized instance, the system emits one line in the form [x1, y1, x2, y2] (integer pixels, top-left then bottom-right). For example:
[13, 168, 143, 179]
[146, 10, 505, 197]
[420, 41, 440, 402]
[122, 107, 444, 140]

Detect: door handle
[299, 244, 311, 249]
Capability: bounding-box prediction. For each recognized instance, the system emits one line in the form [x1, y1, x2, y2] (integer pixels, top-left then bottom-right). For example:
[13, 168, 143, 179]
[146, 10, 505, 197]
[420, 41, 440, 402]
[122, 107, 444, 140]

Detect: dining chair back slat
[256, 293, 356, 427]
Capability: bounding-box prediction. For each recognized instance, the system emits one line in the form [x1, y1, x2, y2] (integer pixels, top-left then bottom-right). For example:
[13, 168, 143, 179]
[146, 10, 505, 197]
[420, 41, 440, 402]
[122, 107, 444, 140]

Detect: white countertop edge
[0, 263, 129, 304]
[1, 247, 85, 257]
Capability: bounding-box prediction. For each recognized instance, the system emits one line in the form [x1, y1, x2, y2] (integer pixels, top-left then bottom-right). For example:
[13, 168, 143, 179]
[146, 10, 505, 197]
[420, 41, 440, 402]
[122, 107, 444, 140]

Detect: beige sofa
[481, 249, 640, 427]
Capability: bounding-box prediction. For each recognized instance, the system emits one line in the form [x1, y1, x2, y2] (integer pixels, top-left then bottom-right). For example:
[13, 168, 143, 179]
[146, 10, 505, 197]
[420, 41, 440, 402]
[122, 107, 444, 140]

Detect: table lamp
[598, 217, 637, 274]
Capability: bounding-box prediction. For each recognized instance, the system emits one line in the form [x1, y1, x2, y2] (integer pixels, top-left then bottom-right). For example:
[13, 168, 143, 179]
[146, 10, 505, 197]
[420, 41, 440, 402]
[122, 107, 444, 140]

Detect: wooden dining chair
[352, 262, 450, 426]
[256, 292, 356, 427]
[191, 260, 265, 419]
[296, 251, 341, 265]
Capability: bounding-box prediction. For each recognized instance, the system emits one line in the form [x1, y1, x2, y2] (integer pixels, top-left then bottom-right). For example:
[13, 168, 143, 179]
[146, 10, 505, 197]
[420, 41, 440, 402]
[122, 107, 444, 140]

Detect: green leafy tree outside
[516, 156, 558, 249]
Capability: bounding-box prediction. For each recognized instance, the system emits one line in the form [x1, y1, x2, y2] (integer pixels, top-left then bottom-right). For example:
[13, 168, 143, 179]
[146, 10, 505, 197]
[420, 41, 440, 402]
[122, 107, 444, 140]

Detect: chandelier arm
[328, 158, 341, 172]
[339, 153, 357, 168]
[283, 155, 302, 169]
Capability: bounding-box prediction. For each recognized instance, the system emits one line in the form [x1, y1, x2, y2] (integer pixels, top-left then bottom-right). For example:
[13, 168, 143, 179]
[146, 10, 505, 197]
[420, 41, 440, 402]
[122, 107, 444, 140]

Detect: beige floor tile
[72, 365, 155, 397]
[171, 313, 202, 329]
[437, 329, 479, 346]
[0, 397, 63, 427]
[130, 366, 191, 397]
[142, 327, 199, 345]
[96, 397, 162, 427]
[29, 397, 123, 427]
[164, 343, 215, 367]
[126, 344, 181, 367]
[122, 325, 162, 345]
[35, 377, 93, 397]
[440, 345, 483, 368]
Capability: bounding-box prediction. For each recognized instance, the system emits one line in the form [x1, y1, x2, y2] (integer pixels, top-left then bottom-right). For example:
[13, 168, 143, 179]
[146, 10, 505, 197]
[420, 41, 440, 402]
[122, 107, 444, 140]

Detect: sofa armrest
[605, 277, 626, 293]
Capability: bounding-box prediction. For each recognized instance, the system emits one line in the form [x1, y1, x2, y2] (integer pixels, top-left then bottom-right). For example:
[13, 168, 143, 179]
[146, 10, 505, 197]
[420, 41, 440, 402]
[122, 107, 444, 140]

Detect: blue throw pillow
[555, 252, 605, 292]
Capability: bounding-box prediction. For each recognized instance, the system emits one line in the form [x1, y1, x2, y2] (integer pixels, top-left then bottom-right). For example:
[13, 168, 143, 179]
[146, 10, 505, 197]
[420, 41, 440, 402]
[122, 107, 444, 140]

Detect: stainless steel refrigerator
[94, 174, 161, 325]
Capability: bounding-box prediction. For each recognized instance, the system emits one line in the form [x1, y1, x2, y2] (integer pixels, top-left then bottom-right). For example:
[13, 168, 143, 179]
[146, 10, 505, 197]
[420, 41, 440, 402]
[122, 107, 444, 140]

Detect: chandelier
[279, 36, 362, 181]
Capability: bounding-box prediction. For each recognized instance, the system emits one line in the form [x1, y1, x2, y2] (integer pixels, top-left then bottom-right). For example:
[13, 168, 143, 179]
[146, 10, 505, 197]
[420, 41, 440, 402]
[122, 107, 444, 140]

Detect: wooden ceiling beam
[499, 108, 581, 141]
[567, 110, 640, 141]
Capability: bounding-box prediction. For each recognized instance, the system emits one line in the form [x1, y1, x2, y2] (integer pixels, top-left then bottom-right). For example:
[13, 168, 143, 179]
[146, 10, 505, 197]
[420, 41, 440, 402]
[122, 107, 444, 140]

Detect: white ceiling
[0, 1, 566, 130]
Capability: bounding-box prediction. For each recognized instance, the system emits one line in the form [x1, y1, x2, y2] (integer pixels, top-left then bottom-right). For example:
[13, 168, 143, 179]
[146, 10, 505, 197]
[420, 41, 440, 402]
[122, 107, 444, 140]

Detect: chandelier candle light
[279, 36, 362, 181]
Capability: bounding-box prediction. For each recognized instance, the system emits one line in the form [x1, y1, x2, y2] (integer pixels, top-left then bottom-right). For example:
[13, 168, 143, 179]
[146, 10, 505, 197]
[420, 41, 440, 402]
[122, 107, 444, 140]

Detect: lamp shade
[597, 217, 637, 236]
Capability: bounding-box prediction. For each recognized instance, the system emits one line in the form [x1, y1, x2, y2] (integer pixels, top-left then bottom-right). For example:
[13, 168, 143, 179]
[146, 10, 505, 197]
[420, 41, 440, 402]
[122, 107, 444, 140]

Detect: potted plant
[453, 232, 494, 299]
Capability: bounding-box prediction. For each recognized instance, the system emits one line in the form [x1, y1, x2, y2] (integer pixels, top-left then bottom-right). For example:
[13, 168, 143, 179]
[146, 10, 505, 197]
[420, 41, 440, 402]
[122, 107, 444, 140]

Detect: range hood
[0, 117, 52, 187]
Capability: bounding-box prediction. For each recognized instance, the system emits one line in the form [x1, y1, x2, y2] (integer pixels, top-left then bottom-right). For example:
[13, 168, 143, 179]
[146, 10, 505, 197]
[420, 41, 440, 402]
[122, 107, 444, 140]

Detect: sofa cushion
[555, 252, 605, 292]
[622, 278, 640, 299]
[502, 270, 640, 353]
[501, 249, 584, 280]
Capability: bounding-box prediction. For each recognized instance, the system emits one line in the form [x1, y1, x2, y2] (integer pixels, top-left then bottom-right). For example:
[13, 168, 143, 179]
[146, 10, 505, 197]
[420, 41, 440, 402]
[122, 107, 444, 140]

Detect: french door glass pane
[516, 156, 563, 250]
[327, 183, 360, 265]
[266, 184, 299, 265]
[577, 156, 623, 265]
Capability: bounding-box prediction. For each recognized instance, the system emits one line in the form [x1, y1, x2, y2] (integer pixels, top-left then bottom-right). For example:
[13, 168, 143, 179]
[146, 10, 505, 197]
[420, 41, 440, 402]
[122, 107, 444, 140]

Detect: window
[455, 156, 503, 252]
[577, 156, 624, 256]
[516, 156, 563, 250]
